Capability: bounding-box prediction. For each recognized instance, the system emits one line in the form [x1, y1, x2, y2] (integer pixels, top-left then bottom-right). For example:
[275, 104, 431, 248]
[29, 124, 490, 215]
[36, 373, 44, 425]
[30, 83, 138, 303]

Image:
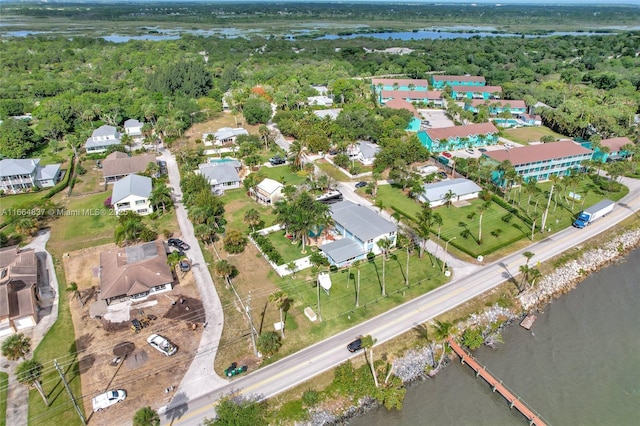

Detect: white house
[348, 141, 381, 166]
[252, 178, 284, 205]
[203, 127, 249, 146]
[0, 246, 38, 336]
[124, 119, 144, 140]
[307, 96, 333, 107]
[0, 158, 63, 194]
[197, 163, 241, 194]
[418, 178, 482, 207]
[85, 125, 121, 154]
[111, 174, 153, 216]
[320, 200, 397, 267]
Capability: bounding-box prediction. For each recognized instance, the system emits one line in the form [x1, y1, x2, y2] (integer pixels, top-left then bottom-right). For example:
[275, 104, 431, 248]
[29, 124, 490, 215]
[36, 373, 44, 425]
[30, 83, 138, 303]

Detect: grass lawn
[30, 259, 84, 426]
[266, 231, 306, 264]
[0, 372, 6, 426]
[252, 164, 308, 186]
[220, 188, 278, 233]
[316, 160, 352, 182]
[502, 126, 567, 145]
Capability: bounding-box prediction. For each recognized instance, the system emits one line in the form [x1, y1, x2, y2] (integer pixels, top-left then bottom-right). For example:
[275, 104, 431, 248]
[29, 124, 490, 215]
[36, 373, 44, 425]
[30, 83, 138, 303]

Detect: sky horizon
[2, 0, 638, 5]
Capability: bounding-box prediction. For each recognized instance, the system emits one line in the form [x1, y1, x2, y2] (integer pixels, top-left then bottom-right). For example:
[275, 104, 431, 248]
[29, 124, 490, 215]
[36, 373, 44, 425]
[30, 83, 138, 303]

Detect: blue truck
[572, 199, 615, 228]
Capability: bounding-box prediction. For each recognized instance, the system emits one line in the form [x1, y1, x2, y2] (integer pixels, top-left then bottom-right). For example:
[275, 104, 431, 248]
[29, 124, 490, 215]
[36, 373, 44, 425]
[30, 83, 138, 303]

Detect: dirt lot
[63, 244, 204, 425]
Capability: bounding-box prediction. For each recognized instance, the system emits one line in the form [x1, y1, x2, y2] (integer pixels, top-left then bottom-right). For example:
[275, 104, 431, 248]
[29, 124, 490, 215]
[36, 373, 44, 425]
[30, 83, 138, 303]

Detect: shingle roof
[102, 152, 157, 178]
[330, 200, 396, 242]
[124, 119, 143, 128]
[99, 240, 173, 301]
[0, 159, 39, 177]
[470, 99, 526, 109]
[601, 137, 633, 152]
[320, 238, 367, 264]
[0, 246, 37, 321]
[433, 75, 486, 83]
[483, 140, 593, 166]
[198, 163, 240, 185]
[426, 122, 499, 141]
[111, 174, 152, 204]
[358, 141, 381, 160]
[419, 178, 482, 204]
[214, 127, 249, 140]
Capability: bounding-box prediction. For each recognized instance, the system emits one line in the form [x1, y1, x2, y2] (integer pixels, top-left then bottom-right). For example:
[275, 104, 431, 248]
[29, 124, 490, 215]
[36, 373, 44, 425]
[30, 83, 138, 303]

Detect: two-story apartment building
[319, 200, 397, 267]
[431, 75, 486, 90]
[418, 122, 500, 153]
[592, 137, 634, 163]
[483, 140, 594, 182]
[451, 85, 502, 100]
[372, 78, 430, 92]
[85, 125, 122, 154]
[111, 174, 153, 216]
[464, 99, 527, 115]
[0, 159, 63, 194]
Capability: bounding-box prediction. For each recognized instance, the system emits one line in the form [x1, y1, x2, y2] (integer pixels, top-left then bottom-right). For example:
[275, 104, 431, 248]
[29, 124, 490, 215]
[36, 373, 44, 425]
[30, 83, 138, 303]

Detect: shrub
[224, 230, 248, 254]
[462, 327, 484, 350]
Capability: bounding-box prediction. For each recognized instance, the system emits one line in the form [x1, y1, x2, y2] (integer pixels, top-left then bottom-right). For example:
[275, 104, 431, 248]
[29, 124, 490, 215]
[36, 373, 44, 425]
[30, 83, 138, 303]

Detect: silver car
[147, 334, 178, 356]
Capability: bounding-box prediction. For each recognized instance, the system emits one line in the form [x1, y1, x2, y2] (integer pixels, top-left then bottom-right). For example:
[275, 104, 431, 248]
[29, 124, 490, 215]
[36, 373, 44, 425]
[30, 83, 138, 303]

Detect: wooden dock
[448, 338, 548, 426]
[520, 314, 537, 330]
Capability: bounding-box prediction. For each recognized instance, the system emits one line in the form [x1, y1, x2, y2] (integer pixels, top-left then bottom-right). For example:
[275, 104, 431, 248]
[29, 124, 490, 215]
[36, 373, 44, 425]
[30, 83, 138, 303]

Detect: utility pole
[54, 360, 86, 425]
[246, 293, 259, 357]
[541, 184, 554, 232]
[406, 245, 410, 286]
[356, 269, 360, 308]
[317, 277, 322, 321]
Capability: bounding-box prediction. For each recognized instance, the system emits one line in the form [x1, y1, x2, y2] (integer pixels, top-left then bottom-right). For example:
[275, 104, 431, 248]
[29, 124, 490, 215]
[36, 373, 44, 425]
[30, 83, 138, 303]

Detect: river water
[350, 248, 640, 426]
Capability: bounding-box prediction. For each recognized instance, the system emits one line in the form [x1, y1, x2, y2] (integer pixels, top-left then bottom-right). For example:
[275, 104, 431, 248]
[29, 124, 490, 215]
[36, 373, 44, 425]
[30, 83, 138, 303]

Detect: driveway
[158, 150, 228, 408]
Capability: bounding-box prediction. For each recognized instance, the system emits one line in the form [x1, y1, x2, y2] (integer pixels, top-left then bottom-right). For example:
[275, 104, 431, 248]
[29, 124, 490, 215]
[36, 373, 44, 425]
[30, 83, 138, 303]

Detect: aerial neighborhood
[0, 6, 639, 425]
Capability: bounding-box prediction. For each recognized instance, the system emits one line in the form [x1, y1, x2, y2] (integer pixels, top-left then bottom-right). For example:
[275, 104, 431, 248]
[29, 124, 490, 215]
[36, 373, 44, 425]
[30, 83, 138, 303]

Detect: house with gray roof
[0, 246, 38, 336]
[99, 240, 173, 305]
[0, 158, 63, 194]
[111, 174, 153, 216]
[124, 119, 144, 140]
[419, 178, 482, 207]
[320, 200, 397, 267]
[198, 163, 241, 194]
[313, 109, 341, 120]
[85, 125, 121, 154]
[203, 127, 249, 146]
[348, 141, 381, 166]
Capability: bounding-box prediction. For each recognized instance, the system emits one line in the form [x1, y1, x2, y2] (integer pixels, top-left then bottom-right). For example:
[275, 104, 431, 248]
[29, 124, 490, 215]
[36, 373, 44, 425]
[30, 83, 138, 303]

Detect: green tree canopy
[0, 119, 42, 158]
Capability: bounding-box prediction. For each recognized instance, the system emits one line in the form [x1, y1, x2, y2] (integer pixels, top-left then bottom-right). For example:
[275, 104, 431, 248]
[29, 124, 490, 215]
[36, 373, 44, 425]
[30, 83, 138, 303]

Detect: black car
[347, 338, 363, 353]
[168, 238, 190, 251]
[269, 156, 286, 166]
[438, 171, 448, 179]
[355, 181, 368, 189]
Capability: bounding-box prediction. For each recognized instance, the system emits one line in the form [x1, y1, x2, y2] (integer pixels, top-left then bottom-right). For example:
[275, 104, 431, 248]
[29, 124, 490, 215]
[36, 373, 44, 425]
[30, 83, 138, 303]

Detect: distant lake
[316, 29, 618, 41]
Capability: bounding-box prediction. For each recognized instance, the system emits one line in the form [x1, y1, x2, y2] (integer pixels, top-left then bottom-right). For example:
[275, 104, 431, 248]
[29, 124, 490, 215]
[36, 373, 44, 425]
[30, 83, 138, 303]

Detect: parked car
[347, 337, 363, 353]
[442, 151, 452, 158]
[92, 389, 126, 412]
[224, 362, 248, 377]
[465, 148, 475, 154]
[438, 171, 448, 179]
[355, 181, 368, 189]
[168, 238, 190, 251]
[269, 156, 286, 165]
[179, 259, 191, 272]
[478, 148, 487, 152]
[147, 334, 178, 356]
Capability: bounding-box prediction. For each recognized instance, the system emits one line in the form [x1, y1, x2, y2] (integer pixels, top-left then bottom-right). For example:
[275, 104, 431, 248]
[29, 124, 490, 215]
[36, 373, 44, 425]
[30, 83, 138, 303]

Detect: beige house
[252, 178, 284, 205]
[99, 240, 174, 305]
[0, 246, 38, 336]
[102, 152, 157, 183]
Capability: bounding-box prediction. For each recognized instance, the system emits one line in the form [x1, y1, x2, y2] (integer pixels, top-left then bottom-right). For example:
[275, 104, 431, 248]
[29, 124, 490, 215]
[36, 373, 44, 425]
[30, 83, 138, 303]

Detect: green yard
[220, 188, 278, 233]
[253, 165, 308, 186]
[502, 126, 567, 145]
[0, 372, 6, 426]
[266, 231, 307, 264]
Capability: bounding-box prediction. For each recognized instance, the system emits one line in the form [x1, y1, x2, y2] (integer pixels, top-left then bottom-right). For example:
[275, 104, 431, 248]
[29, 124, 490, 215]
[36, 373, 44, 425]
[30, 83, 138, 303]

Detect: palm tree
[519, 264, 531, 291]
[523, 251, 535, 265]
[15, 218, 38, 236]
[269, 290, 289, 339]
[258, 125, 270, 149]
[432, 213, 443, 241]
[477, 201, 491, 244]
[1, 333, 31, 360]
[288, 140, 305, 171]
[66, 282, 83, 306]
[374, 199, 385, 213]
[244, 208, 261, 232]
[214, 260, 234, 283]
[16, 359, 49, 406]
[150, 183, 172, 214]
[361, 335, 379, 388]
[377, 238, 394, 297]
[443, 189, 455, 209]
[133, 406, 160, 426]
[432, 320, 454, 369]
[530, 211, 540, 241]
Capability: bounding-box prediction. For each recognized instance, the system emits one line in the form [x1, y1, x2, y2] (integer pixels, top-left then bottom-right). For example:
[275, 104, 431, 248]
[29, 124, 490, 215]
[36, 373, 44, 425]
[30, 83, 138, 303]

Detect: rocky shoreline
[307, 226, 640, 426]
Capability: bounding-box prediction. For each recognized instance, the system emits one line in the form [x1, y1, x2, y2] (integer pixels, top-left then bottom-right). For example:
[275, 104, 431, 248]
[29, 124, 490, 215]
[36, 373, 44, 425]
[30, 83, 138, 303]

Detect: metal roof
[111, 174, 152, 204]
[330, 200, 396, 242]
[319, 238, 367, 264]
[419, 178, 482, 204]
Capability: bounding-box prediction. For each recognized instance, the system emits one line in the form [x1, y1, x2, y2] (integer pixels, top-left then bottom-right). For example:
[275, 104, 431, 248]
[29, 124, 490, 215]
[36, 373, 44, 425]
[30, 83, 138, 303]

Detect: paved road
[162, 175, 640, 425]
[159, 149, 228, 411]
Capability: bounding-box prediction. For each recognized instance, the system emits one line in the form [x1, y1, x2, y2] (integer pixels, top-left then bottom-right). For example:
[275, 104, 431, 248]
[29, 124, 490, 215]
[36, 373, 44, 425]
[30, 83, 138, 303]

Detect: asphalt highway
[162, 178, 640, 426]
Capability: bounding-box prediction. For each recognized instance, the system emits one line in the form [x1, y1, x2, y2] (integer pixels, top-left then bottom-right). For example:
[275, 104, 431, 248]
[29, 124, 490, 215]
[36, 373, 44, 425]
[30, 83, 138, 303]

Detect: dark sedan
[347, 338, 363, 353]
[168, 238, 190, 251]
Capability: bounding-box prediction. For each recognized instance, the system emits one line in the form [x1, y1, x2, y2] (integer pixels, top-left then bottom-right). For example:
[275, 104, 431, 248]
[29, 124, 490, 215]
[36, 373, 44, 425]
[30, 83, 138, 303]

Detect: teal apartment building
[431, 75, 486, 90]
[418, 122, 500, 152]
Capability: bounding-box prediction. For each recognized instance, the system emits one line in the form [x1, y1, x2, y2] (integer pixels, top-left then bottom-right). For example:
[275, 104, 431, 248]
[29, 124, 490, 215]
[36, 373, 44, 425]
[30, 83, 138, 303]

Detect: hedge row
[251, 232, 284, 265]
[43, 154, 75, 200]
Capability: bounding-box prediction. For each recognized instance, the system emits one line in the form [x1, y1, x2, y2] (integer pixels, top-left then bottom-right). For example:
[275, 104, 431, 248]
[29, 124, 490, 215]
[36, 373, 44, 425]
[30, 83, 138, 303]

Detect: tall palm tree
[150, 183, 172, 214]
[432, 320, 454, 369]
[288, 140, 305, 171]
[377, 238, 394, 297]
[258, 125, 270, 150]
[361, 335, 379, 388]
[244, 208, 261, 232]
[523, 251, 535, 265]
[214, 260, 234, 284]
[432, 213, 443, 241]
[269, 290, 289, 339]
[65, 282, 83, 306]
[16, 359, 49, 406]
[133, 406, 160, 426]
[477, 201, 491, 244]
[1, 333, 31, 360]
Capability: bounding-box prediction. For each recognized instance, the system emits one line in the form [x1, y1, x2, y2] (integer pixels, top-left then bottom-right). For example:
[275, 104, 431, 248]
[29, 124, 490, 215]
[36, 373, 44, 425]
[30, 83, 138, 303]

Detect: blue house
[464, 99, 527, 115]
[451, 85, 502, 100]
[590, 137, 634, 163]
[371, 78, 430, 93]
[418, 122, 500, 153]
[431, 75, 486, 90]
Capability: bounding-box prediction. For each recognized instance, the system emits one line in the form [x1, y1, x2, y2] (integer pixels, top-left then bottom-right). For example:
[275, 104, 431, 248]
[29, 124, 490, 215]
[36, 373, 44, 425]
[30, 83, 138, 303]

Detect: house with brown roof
[417, 122, 500, 153]
[593, 137, 635, 163]
[383, 98, 420, 118]
[431, 75, 486, 90]
[464, 99, 527, 115]
[102, 152, 157, 183]
[379, 90, 444, 108]
[0, 246, 38, 336]
[99, 240, 174, 305]
[483, 140, 594, 182]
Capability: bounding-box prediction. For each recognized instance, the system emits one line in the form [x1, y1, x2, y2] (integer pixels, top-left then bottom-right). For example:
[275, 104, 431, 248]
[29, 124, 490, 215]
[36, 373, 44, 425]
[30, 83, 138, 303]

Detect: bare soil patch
[63, 245, 204, 426]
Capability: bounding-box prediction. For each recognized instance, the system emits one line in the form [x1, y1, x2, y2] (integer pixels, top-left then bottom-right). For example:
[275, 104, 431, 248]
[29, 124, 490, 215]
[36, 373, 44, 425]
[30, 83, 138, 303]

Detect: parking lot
[417, 109, 455, 129]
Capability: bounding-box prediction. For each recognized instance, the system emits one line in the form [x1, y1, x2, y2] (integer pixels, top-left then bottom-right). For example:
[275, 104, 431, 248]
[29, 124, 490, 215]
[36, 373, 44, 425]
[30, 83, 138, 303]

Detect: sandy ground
[63, 244, 204, 425]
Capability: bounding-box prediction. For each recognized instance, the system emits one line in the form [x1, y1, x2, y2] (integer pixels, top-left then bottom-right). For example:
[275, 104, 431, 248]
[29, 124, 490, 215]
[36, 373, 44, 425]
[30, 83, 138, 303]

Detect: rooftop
[484, 140, 593, 166]
[425, 122, 499, 141]
[330, 200, 396, 242]
[111, 174, 152, 203]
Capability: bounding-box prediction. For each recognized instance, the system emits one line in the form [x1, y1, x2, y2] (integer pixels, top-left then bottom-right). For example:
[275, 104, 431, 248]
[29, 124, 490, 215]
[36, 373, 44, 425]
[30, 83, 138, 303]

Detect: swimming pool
[493, 118, 520, 127]
[209, 157, 239, 164]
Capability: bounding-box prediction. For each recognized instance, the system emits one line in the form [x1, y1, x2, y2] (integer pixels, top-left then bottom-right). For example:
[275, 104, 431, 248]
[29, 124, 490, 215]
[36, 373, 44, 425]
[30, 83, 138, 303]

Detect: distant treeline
[3, 2, 640, 31]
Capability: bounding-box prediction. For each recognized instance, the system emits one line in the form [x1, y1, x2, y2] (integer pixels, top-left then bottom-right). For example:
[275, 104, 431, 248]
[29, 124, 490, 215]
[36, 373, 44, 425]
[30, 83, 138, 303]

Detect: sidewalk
[1, 229, 60, 426]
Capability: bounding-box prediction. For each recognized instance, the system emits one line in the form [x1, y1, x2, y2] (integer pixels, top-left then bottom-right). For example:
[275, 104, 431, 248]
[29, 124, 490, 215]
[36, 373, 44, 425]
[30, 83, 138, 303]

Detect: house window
[135, 199, 146, 205]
